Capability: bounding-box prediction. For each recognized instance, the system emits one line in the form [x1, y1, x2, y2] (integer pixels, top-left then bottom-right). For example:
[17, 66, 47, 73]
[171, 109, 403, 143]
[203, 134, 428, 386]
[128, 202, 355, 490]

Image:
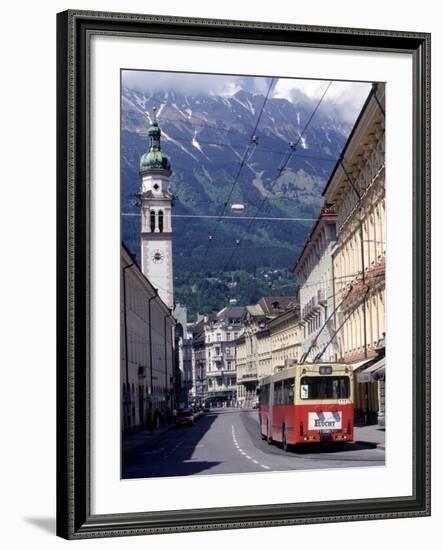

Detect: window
[274, 381, 283, 405]
[158, 210, 164, 232]
[259, 384, 270, 406]
[300, 376, 350, 400]
[226, 333, 231, 341]
[150, 210, 155, 232]
[282, 378, 295, 404]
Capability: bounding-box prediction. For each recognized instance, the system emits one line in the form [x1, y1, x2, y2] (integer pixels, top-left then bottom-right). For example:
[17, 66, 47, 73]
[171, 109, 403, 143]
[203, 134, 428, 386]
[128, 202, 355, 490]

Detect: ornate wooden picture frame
[56, 10, 430, 539]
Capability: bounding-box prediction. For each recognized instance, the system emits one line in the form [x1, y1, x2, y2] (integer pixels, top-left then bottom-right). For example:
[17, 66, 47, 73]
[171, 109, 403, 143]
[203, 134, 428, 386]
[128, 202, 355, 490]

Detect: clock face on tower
[152, 250, 164, 264]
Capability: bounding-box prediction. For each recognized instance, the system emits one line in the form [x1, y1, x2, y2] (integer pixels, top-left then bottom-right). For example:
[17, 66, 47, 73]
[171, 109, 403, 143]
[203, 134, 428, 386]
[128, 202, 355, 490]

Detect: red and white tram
[258, 363, 354, 450]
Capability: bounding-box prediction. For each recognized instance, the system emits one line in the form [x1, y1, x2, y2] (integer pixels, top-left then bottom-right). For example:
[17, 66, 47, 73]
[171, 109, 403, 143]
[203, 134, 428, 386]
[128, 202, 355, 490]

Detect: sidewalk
[354, 424, 385, 450]
[122, 424, 174, 456]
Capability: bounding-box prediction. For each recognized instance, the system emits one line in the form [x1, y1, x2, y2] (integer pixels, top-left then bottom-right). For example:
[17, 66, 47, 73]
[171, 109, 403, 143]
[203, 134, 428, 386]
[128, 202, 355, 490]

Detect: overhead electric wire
[199, 77, 275, 259]
[219, 146, 296, 274]
[273, 268, 385, 292]
[126, 131, 339, 163]
[122, 212, 318, 222]
[220, 81, 333, 273]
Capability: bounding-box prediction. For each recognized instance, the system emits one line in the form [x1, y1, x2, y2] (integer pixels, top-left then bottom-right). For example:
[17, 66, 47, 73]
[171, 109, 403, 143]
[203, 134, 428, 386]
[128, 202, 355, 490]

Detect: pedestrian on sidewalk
[148, 404, 155, 433]
[172, 407, 177, 426]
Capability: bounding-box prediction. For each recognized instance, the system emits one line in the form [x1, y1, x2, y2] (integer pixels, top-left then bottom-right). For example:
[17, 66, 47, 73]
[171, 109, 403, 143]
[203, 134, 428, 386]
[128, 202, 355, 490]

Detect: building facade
[189, 318, 207, 404]
[293, 204, 339, 363]
[205, 307, 245, 406]
[235, 297, 298, 407]
[323, 83, 386, 425]
[235, 305, 267, 408]
[121, 244, 176, 434]
[235, 334, 247, 406]
[268, 307, 302, 372]
[256, 328, 272, 380]
[174, 304, 193, 408]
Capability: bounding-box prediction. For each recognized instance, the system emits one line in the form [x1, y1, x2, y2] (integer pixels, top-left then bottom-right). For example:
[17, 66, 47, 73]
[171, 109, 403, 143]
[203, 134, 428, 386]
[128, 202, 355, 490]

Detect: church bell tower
[139, 109, 174, 309]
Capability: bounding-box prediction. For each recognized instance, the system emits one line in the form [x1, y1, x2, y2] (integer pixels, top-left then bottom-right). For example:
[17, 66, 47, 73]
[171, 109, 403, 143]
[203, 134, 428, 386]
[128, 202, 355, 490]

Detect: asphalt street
[122, 408, 385, 479]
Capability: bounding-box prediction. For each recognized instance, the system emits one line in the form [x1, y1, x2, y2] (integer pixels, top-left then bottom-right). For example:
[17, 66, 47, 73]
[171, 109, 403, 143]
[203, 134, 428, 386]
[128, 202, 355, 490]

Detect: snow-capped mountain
[121, 87, 353, 273]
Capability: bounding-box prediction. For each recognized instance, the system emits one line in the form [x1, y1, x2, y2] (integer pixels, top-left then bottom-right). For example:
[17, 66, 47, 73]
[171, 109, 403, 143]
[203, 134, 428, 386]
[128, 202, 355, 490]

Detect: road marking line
[233, 424, 265, 468]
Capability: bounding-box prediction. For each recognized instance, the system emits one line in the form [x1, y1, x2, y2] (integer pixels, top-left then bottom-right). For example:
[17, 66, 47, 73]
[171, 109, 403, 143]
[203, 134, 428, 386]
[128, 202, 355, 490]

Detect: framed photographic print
[56, 10, 431, 539]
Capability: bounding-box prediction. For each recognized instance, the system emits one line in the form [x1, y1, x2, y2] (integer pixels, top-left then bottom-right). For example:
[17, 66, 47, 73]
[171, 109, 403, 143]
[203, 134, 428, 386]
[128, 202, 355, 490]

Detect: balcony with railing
[317, 288, 327, 305]
[301, 295, 320, 320]
[240, 364, 258, 383]
[212, 352, 223, 362]
[341, 256, 386, 302]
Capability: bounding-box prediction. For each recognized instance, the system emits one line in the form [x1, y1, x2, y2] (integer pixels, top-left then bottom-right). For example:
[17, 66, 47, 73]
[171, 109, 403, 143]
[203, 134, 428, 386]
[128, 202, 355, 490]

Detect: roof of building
[258, 296, 296, 315]
[192, 329, 205, 345]
[292, 203, 337, 275]
[268, 306, 299, 328]
[216, 306, 246, 320]
[321, 84, 380, 198]
[245, 304, 265, 317]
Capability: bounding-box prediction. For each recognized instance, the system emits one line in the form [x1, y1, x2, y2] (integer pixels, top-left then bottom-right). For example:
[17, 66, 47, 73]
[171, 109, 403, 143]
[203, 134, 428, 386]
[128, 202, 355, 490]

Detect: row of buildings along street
[121, 78, 386, 477]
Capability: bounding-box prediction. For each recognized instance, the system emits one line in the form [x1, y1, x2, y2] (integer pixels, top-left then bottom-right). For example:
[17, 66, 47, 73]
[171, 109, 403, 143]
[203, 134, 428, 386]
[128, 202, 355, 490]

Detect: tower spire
[139, 109, 171, 174]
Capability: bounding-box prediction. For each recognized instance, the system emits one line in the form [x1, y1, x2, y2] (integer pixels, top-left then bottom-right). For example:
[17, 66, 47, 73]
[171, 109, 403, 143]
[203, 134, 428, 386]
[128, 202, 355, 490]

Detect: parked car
[175, 409, 195, 427]
[192, 405, 203, 420]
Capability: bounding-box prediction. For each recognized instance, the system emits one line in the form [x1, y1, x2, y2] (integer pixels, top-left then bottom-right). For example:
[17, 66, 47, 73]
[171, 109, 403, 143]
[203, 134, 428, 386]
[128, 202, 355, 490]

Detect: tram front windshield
[300, 376, 350, 400]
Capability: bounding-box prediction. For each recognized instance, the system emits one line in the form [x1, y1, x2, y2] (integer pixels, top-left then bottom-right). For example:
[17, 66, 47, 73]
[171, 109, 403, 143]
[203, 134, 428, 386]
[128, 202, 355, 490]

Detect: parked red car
[175, 409, 195, 427]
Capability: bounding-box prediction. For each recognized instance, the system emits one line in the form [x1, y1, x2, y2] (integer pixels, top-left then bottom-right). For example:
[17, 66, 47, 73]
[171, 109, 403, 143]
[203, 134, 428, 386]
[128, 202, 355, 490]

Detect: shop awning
[349, 358, 375, 372]
[357, 357, 385, 383]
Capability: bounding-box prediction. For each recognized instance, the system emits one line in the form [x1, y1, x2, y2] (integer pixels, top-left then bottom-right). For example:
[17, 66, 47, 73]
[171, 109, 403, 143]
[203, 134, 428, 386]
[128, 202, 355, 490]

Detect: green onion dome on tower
[139, 109, 172, 173]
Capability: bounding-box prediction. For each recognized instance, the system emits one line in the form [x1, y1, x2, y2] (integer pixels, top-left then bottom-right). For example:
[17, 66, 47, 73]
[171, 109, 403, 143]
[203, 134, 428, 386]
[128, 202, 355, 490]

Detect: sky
[122, 70, 373, 124]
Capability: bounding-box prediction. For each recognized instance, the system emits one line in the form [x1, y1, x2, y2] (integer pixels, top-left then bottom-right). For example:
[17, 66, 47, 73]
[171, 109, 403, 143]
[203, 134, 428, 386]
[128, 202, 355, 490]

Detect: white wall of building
[205, 309, 244, 402]
[295, 215, 339, 362]
[121, 246, 176, 431]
